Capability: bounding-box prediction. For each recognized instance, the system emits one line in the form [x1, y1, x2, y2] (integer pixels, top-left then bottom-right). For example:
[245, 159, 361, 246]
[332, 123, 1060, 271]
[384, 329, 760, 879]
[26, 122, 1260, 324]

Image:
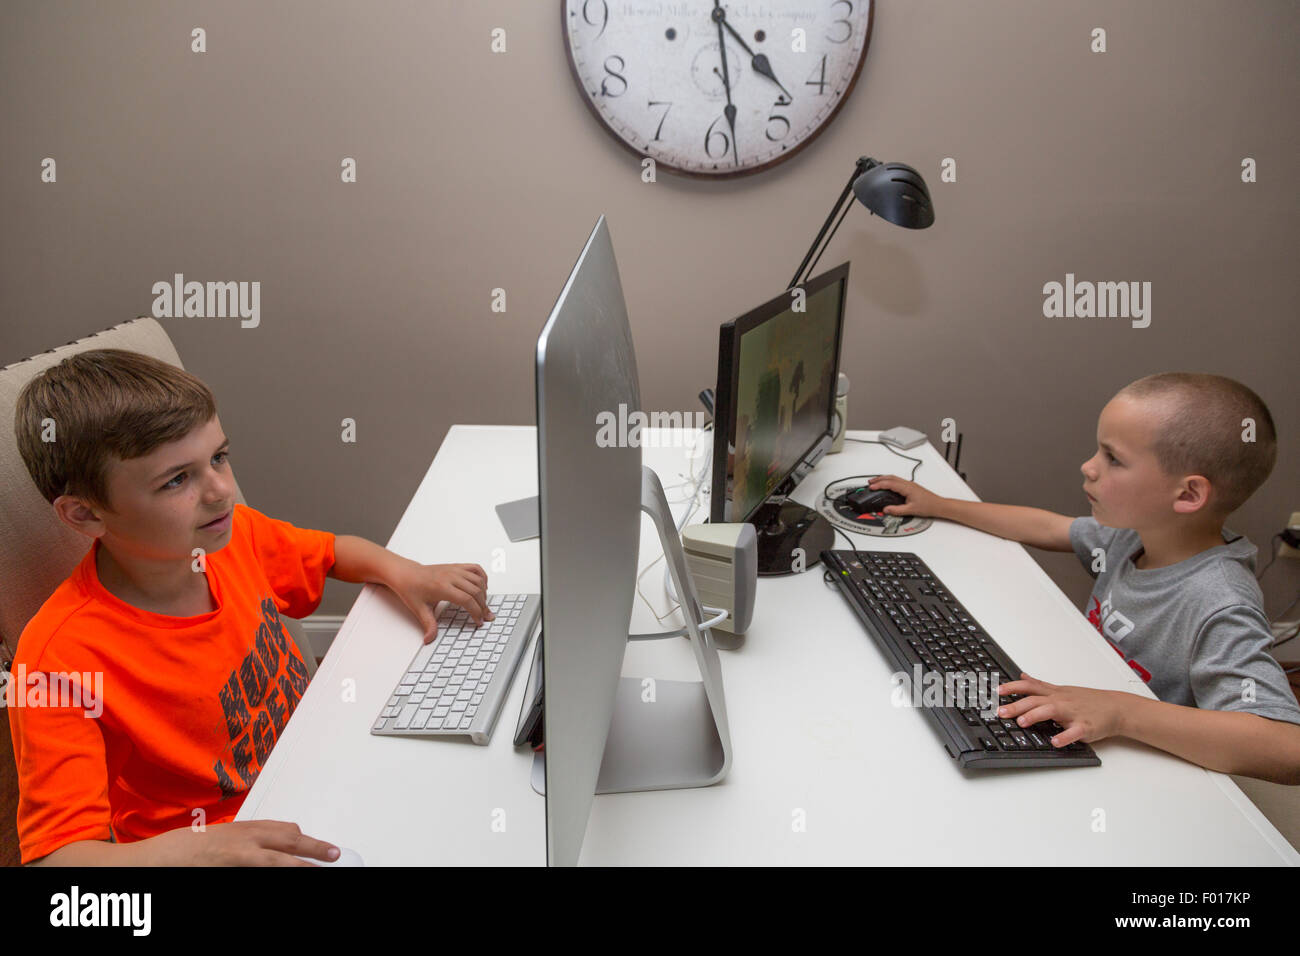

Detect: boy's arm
[31, 837, 151, 865]
[1000, 675, 1300, 785]
[328, 535, 491, 633]
[866, 476, 1075, 552]
[1118, 695, 1300, 785]
[28, 821, 341, 866]
[936, 500, 1075, 553]
[328, 534, 416, 588]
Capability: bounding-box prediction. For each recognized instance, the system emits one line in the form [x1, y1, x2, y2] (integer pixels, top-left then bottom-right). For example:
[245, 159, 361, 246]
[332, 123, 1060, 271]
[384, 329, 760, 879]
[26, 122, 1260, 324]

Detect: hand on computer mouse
[153, 820, 342, 866]
[392, 561, 495, 642]
[864, 475, 946, 518]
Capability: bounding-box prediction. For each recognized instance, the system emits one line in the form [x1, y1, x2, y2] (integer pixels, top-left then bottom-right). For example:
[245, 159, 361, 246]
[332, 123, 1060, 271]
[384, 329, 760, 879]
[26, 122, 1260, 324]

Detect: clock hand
[718, 15, 793, 101]
[712, 1, 740, 166]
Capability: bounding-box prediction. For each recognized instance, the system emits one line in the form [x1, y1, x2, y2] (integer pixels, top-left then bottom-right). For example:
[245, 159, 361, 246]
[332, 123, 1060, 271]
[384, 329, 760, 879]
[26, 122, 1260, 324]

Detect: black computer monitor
[710, 262, 849, 575]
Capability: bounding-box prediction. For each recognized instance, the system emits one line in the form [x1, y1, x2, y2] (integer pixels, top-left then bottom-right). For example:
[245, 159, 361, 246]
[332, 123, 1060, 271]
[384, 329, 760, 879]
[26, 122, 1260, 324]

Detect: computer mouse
[298, 847, 365, 867]
[845, 487, 907, 514]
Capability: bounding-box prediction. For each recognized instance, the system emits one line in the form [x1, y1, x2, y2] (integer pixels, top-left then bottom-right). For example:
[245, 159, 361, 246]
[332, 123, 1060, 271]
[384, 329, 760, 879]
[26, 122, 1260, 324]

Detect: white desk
[237, 426, 1299, 865]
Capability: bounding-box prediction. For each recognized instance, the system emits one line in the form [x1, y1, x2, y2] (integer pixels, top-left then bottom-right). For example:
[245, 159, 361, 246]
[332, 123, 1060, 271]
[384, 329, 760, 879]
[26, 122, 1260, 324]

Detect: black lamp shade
[851, 161, 935, 229]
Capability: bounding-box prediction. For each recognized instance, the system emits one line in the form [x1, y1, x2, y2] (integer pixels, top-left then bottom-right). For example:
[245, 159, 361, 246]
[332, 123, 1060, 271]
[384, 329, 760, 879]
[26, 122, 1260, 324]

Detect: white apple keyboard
[370, 594, 540, 744]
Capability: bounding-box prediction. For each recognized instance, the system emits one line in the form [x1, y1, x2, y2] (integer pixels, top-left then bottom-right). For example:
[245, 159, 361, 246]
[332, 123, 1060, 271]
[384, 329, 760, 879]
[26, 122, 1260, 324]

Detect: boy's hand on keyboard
[996, 673, 1126, 747]
[866, 475, 945, 517]
[393, 562, 494, 643]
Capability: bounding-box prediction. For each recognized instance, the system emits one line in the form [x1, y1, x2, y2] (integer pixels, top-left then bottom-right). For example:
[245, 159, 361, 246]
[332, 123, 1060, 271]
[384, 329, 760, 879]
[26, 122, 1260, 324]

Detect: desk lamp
[789, 156, 935, 290]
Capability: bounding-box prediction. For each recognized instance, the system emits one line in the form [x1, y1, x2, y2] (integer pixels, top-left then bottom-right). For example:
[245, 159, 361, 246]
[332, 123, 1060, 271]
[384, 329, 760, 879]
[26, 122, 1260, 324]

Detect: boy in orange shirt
[10, 348, 493, 865]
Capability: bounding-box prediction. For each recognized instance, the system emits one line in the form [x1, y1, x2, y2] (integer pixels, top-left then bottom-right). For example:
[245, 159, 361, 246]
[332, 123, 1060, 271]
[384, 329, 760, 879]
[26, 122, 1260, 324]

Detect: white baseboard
[299, 615, 347, 660]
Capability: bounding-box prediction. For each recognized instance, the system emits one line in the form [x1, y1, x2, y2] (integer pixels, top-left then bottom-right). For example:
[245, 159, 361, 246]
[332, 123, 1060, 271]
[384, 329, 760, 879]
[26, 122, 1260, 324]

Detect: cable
[817, 440, 924, 539]
[1256, 533, 1284, 581]
[635, 423, 713, 622]
[652, 430, 924, 616]
[1271, 591, 1300, 625]
[832, 523, 868, 566]
[629, 606, 731, 641]
[1271, 620, 1300, 651]
[636, 557, 681, 624]
[658, 424, 714, 609]
[815, 438, 930, 574]
[843, 437, 923, 480]
[821, 473, 895, 510]
[1265, 589, 1300, 651]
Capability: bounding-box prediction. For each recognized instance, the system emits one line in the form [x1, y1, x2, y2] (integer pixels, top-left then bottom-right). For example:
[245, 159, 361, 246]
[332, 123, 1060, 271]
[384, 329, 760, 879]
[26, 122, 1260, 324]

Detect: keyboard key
[396, 704, 419, 729]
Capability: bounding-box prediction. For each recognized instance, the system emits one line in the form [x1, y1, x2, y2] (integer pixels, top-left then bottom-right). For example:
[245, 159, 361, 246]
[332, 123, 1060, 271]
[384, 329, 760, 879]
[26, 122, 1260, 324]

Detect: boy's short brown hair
[1115, 372, 1277, 517]
[14, 349, 217, 512]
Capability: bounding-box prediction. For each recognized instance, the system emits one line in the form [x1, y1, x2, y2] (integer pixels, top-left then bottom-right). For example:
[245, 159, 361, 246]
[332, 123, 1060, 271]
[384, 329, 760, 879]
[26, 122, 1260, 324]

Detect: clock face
[562, 0, 873, 178]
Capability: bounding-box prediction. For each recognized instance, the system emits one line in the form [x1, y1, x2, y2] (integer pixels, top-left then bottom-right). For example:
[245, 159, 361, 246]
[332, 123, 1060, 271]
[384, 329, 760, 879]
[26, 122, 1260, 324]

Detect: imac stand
[531, 465, 732, 794]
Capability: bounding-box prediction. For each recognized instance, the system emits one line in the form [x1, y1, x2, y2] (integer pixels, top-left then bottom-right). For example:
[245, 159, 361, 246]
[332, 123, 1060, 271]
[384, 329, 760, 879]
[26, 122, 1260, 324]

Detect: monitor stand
[750, 497, 835, 576]
[531, 464, 732, 795]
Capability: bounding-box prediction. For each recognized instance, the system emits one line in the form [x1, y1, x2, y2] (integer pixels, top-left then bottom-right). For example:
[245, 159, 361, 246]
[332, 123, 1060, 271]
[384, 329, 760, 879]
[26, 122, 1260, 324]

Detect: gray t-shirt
[1069, 516, 1300, 725]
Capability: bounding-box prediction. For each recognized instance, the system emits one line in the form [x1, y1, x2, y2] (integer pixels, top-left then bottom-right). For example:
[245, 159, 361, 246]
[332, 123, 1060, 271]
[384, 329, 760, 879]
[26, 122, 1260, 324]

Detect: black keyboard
[821, 549, 1100, 769]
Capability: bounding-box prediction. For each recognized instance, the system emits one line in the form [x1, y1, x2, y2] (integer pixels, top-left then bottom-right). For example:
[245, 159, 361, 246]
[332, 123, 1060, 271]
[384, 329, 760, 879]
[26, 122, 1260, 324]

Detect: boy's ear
[1172, 474, 1215, 515]
[52, 494, 111, 537]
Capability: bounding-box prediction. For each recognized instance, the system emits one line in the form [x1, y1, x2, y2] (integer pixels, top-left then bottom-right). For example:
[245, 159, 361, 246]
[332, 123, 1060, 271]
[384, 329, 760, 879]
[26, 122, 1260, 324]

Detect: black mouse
[845, 487, 907, 514]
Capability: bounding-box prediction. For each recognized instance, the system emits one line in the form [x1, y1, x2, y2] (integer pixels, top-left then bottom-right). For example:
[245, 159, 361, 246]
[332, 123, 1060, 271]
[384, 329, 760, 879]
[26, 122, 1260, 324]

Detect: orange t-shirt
[8, 503, 335, 864]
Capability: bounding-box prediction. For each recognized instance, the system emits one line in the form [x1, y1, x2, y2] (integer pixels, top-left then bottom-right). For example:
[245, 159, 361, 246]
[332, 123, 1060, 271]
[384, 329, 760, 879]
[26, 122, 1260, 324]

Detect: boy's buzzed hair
[14, 349, 217, 512]
[1115, 372, 1277, 517]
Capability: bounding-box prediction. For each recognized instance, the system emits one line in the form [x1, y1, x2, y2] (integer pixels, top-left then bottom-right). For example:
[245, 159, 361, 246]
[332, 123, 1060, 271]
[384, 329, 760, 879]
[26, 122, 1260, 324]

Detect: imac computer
[710, 262, 849, 575]
[531, 216, 731, 866]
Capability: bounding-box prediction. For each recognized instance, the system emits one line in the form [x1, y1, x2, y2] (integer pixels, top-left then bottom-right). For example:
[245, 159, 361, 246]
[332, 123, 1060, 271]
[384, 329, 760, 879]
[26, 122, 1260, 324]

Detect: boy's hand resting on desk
[168, 821, 342, 866]
[391, 562, 494, 643]
[996, 674, 1128, 746]
[864, 475, 947, 518]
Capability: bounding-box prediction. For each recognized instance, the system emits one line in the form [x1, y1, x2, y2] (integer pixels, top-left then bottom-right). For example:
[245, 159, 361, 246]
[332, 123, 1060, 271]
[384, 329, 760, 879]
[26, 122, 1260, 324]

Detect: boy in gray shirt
[1068, 515, 1300, 724]
[866, 371, 1300, 784]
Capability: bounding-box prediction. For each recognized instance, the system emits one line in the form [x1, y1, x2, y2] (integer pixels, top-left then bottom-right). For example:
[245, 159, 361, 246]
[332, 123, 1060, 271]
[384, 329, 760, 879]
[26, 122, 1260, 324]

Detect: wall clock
[562, 0, 873, 178]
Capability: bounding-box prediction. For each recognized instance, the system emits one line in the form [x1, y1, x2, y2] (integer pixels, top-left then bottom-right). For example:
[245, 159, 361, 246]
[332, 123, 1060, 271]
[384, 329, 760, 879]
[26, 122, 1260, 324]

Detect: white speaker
[681, 523, 757, 634]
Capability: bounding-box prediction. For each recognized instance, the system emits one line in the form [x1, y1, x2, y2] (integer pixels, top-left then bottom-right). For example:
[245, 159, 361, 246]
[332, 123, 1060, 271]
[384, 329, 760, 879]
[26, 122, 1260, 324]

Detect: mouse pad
[495, 495, 539, 542]
[817, 486, 932, 538]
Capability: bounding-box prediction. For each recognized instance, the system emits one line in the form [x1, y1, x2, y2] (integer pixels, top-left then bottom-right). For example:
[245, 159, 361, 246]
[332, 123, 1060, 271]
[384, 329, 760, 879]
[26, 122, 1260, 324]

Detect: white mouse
[298, 847, 365, 867]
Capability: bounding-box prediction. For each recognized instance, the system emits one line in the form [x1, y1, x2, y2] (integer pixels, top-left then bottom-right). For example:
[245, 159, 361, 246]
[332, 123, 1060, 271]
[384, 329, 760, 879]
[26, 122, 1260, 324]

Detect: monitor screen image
[719, 267, 847, 524]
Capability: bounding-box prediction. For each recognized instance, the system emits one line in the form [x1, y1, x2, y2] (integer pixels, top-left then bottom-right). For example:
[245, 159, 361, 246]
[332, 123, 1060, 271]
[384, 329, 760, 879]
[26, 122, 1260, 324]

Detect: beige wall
[2, 0, 1297, 632]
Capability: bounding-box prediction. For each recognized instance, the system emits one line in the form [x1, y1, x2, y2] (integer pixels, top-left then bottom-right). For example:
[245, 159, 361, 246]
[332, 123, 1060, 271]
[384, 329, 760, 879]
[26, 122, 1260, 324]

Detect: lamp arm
[788, 156, 879, 290]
